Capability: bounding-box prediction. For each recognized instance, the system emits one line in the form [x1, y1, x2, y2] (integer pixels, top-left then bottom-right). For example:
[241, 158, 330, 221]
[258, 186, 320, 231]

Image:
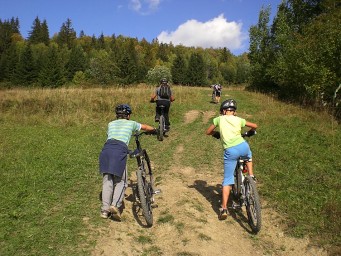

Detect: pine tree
[57, 18, 76, 49]
[187, 52, 206, 86]
[15, 44, 36, 85]
[171, 54, 187, 85]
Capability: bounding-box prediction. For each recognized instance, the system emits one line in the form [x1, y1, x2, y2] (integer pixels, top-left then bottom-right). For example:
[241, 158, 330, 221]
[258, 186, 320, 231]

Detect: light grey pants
[101, 168, 128, 212]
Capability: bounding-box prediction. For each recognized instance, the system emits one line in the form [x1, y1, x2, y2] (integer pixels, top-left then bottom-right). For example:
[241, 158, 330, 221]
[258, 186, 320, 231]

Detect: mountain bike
[212, 130, 261, 233]
[129, 131, 161, 227]
[231, 131, 261, 233]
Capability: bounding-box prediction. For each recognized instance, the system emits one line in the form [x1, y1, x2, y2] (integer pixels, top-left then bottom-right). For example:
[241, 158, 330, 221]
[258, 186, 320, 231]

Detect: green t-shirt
[107, 119, 141, 145]
[213, 115, 246, 149]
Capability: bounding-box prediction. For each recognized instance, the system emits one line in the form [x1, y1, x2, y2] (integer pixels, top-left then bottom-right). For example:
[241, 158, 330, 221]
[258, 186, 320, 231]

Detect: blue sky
[0, 0, 282, 55]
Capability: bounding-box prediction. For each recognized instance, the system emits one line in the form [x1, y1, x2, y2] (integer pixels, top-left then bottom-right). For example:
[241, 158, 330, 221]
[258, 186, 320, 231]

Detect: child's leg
[102, 173, 114, 212]
[221, 185, 232, 209]
[246, 161, 254, 176]
[111, 168, 128, 208]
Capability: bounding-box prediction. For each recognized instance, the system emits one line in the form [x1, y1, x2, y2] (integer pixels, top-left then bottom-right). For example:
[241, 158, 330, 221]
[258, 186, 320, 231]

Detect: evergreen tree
[171, 54, 187, 85]
[66, 45, 87, 81]
[117, 39, 138, 84]
[15, 44, 36, 85]
[28, 17, 41, 44]
[186, 52, 206, 86]
[40, 20, 50, 45]
[57, 18, 76, 49]
[39, 44, 65, 87]
[0, 17, 20, 55]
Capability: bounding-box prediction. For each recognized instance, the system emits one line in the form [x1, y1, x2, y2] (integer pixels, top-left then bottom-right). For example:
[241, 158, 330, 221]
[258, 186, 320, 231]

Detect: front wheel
[136, 165, 153, 226]
[244, 176, 262, 233]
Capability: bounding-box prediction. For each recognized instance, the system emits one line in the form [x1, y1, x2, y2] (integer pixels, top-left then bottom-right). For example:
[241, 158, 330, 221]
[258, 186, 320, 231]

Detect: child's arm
[206, 124, 216, 135]
[245, 121, 257, 130]
[141, 124, 157, 132]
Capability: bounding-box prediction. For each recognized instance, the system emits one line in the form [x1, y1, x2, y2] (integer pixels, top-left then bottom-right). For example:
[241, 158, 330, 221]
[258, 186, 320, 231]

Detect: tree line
[248, 0, 340, 119]
[0, 17, 250, 88]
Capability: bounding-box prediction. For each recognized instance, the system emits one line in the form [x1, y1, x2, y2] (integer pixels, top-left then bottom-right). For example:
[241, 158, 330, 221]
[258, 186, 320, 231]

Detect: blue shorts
[222, 141, 252, 186]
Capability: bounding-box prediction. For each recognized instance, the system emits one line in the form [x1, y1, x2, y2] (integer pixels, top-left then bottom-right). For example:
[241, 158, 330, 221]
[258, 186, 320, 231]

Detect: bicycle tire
[158, 115, 165, 141]
[244, 176, 262, 233]
[136, 160, 153, 226]
[232, 166, 242, 199]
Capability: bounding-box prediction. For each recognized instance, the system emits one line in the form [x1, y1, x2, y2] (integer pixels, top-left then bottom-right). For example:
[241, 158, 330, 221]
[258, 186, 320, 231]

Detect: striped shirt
[107, 119, 141, 145]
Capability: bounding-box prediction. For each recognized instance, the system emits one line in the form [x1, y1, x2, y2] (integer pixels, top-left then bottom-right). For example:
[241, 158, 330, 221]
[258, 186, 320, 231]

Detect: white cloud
[129, 0, 161, 14]
[157, 14, 247, 50]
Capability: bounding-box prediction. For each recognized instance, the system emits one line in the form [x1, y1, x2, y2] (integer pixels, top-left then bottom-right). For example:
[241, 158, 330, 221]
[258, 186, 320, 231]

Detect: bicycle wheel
[244, 176, 262, 233]
[158, 115, 165, 141]
[136, 158, 153, 226]
[232, 166, 242, 199]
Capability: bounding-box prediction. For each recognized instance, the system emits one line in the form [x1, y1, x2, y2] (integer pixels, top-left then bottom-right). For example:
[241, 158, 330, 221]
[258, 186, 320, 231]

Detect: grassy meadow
[0, 85, 340, 255]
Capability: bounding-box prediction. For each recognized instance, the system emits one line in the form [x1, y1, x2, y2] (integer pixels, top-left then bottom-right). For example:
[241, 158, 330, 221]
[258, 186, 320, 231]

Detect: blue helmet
[115, 104, 132, 115]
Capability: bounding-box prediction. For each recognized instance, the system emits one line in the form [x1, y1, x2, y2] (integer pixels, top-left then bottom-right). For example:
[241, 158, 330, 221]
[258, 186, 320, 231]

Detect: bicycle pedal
[153, 189, 162, 195]
[232, 202, 242, 210]
[151, 204, 158, 208]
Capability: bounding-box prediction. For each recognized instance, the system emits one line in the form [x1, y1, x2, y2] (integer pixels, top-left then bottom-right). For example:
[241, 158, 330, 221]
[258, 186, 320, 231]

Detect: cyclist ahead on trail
[205, 99, 257, 220]
[211, 83, 222, 103]
[150, 78, 175, 131]
[99, 104, 156, 220]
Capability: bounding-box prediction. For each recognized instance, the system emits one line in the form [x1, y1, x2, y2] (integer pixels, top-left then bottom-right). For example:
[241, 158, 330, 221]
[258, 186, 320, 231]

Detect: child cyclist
[205, 99, 257, 220]
[99, 104, 157, 220]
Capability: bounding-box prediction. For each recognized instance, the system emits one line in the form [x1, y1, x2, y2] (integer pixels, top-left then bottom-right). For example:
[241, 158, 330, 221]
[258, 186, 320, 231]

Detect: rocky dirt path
[90, 110, 326, 256]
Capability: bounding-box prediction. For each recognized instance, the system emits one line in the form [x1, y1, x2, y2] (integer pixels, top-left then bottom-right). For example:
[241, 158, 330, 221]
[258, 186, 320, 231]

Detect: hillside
[0, 86, 339, 255]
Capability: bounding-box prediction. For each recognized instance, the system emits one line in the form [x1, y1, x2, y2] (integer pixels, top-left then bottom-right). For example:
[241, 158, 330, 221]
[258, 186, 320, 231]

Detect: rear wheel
[244, 176, 262, 233]
[158, 115, 165, 141]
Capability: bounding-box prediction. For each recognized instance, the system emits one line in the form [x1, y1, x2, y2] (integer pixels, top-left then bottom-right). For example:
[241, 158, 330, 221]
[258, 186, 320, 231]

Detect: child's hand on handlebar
[212, 131, 220, 139]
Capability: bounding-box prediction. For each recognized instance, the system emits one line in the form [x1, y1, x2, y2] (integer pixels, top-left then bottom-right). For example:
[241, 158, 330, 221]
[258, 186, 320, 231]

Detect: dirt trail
[91, 110, 327, 256]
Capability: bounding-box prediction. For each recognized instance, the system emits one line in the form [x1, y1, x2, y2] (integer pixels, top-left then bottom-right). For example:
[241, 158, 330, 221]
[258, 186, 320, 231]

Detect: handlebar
[133, 130, 158, 137]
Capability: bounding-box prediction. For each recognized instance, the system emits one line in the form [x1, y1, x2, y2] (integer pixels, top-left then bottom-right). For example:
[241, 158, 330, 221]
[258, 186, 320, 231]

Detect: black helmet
[220, 99, 237, 112]
[160, 78, 168, 84]
[115, 104, 132, 116]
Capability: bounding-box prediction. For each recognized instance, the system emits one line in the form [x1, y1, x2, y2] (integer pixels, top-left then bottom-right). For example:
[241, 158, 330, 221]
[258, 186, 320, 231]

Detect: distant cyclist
[150, 78, 175, 131]
[211, 84, 222, 103]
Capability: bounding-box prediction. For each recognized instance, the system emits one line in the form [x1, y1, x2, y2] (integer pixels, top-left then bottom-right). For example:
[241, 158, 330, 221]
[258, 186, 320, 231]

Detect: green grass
[0, 85, 340, 255]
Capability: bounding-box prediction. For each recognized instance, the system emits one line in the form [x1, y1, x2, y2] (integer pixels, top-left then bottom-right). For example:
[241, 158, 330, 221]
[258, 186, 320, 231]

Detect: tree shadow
[189, 180, 254, 234]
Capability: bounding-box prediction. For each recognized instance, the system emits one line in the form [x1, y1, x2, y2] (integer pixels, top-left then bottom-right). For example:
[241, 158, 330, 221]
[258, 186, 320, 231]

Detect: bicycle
[212, 130, 261, 233]
[129, 131, 161, 227]
[150, 100, 167, 141]
[231, 130, 261, 233]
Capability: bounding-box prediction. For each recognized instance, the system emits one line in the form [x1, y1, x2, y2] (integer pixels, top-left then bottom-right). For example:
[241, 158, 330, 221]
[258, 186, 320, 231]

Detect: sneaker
[219, 208, 228, 220]
[100, 210, 110, 219]
[109, 205, 121, 221]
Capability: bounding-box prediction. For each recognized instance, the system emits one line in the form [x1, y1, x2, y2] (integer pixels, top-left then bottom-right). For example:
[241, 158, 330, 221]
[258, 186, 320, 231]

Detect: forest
[0, 0, 340, 119]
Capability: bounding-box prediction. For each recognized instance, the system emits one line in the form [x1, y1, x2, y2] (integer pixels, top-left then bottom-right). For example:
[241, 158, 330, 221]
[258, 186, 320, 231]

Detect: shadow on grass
[189, 180, 255, 234]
